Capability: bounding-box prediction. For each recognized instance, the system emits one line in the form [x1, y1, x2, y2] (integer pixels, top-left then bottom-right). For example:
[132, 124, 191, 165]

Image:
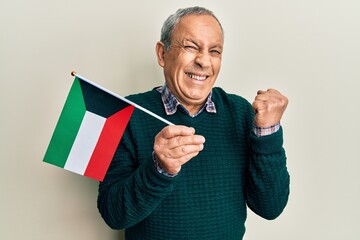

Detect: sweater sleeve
[246, 127, 290, 220]
[97, 126, 177, 229]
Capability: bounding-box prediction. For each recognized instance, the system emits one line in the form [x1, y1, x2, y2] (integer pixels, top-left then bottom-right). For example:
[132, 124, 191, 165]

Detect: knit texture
[97, 87, 290, 240]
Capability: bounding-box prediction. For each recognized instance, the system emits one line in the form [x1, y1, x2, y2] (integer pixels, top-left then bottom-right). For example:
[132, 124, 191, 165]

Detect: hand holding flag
[44, 72, 173, 181]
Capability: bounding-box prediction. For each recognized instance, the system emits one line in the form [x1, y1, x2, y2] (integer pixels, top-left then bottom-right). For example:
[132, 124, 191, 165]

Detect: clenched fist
[252, 89, 288, 128]
[153, 125, 205, 175]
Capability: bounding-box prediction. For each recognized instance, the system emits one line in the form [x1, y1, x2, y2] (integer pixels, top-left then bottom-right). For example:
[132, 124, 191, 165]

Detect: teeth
[186, 73, 207, 81]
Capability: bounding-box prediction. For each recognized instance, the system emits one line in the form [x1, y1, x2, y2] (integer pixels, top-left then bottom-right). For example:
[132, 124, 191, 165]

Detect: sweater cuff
[143, 154, 179, 190]
[153, 151, 178, 178]
[249, 126, 284, 155]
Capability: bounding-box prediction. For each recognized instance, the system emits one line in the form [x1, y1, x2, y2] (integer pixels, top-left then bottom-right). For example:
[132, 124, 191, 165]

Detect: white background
[1, 0, 359, 239]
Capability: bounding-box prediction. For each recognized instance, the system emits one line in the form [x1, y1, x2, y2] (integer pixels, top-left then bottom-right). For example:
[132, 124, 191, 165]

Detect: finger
[266, 88, 281, 95]
[255, 90, 284, 103]
[158, 150, 202, 175]
[254, 93, 269, 101]
[257, 89, 267, 95]
[255, 90, 272, 102]
[167, 135, 205, 149]
[167, 143, 204, 159]
[257, 93, 287, 108]
[252, 100, 262, 114]
[159, 125, 195, 139]
[257, 88, 282, 97]
[180, 150, 202, 164]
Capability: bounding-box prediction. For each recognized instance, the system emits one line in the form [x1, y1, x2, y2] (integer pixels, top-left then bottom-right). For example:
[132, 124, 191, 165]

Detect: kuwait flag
[43, 76, 134, 181]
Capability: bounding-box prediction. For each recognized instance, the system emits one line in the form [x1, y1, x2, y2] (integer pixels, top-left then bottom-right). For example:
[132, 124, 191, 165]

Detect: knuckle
[175, 136, 182, 147]
[154, 132, 161, 141]
[154, 134, 166, 146]
[163, 126, 172, 136]
[180, 145, 188, 155]
[167, 150, 175, 158]
[282, 96, 289, 105]
[153, 143, 159, 152]
[275, 95, 288, 109]
[266, 104, 273, 112]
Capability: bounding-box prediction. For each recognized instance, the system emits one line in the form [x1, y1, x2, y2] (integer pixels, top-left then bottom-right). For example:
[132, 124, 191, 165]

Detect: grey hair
[160, 6, 224, 51]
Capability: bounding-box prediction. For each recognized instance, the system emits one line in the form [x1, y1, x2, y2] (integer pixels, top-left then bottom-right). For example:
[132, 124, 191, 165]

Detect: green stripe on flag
[44, 78, 86, 168]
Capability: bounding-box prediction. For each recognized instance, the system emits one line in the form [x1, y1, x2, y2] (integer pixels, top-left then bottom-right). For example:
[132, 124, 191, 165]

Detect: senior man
[98, 6, 290, 240]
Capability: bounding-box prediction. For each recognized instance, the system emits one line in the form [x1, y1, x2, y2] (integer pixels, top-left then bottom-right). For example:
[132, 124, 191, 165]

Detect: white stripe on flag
[64, 111, 106, 175]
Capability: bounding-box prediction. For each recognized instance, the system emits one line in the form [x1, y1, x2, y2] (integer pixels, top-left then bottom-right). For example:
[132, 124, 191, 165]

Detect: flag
[43, 76, 134, 181]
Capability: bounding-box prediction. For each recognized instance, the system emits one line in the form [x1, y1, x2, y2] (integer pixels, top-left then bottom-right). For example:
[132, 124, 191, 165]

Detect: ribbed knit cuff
[143, 155, 179, 190]
[249, 126, 284, 155]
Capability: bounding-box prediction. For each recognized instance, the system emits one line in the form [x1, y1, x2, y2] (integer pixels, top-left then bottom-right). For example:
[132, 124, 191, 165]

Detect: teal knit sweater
[97, 87, 290, 240]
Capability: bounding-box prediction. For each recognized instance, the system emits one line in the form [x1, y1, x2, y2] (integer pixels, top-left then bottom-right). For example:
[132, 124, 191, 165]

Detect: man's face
[157, 14, 223, 113]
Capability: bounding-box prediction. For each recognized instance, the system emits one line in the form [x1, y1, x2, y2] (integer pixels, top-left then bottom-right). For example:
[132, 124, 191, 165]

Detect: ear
[156, 41, 166, 68]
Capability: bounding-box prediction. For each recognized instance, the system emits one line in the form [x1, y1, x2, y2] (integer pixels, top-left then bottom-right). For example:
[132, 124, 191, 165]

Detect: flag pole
[71, 71, 174, 126]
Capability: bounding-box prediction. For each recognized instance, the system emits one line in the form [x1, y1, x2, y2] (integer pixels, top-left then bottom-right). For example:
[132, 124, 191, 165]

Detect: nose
[194, 51, 211, 69]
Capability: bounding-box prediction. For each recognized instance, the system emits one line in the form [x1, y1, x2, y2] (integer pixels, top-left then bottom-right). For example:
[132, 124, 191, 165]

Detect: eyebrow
[184, 38, 199, 47]
[183, 38, 223, 50]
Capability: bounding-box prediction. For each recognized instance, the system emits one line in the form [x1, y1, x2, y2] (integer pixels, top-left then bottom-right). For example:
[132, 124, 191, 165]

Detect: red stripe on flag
[84, 105, 135, 181]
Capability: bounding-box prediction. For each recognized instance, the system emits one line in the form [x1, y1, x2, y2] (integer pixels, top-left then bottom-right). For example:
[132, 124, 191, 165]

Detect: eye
[184, 45, 198, 52]
[210, 49, 222, 55]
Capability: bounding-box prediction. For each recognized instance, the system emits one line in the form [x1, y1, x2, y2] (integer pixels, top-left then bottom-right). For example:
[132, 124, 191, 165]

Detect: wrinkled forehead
[172, 14, 224, 45]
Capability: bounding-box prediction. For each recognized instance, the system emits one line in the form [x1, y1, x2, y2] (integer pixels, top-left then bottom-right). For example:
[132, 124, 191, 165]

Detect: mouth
[185, 72, 208, 81]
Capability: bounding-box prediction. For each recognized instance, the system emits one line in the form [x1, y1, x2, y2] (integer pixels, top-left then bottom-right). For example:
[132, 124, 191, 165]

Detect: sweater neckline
[151, 88, 218, 127]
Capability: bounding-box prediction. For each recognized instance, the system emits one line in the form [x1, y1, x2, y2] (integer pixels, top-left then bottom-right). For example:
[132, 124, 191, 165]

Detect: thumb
[252, 100, 264, 114]
[257, 89, 267, 95]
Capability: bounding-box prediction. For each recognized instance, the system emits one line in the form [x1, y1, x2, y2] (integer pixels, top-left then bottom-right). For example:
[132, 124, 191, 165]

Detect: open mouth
[186, 73, 208, 81]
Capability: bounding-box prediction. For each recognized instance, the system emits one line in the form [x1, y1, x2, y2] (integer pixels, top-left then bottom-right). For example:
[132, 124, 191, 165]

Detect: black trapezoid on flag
[78, 78, 131, 118]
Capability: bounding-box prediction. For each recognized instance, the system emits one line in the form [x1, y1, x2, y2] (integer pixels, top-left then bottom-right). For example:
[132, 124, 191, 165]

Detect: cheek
[178, 52, 197, 67]
[213, 58, 222, 72]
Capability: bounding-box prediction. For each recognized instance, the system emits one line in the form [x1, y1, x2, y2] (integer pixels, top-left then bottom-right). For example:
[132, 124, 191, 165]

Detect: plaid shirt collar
[156, 85, 216, 117]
